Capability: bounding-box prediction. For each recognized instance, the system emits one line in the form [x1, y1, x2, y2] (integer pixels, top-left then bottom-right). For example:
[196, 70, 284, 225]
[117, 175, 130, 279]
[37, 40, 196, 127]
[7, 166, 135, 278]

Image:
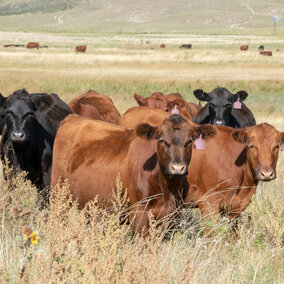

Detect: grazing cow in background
[26, 42, 40, 49]
[192, 87, 256, 128]
[51, 114, 216, 233]
[4, 44, 25, 48]
[134, 92, 201, 120]
[40, 45, 48, 48]
[179, 44, 192, 49]
[240, 45, 248, 51]
[0, 89, 72, 208]
[75, 45, 87, 53]
[160, 44, 166, 48]
[258, 45, 264, 51]
[68, 90, 121, 124]
[259, 51, 272, 56]
[186, 123, 284, 228]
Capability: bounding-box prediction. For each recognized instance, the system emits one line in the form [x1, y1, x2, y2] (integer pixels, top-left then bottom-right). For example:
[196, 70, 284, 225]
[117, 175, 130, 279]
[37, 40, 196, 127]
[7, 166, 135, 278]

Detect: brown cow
[240, 45, 248, 51]
[119, 106, 169, 128]
[26, 42, 40, 49]
[186, 123, 284, 227]
[118, 108, 284, 233]
[259, 51, 272, 56]
[68, 90, 121, 124]
[51, 114, 216, 234]
[160, 44, 166, 48]
[134, 92, 201, 120]
[75, 45, 87, 53]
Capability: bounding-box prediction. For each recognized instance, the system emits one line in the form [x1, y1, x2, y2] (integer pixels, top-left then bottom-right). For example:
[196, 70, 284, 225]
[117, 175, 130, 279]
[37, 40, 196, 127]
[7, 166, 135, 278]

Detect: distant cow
[240, 45, 248, 51]
[75, 45, 87, 53]
[186, 123, 284, 229]
[258, 45, 264, 51]
[51, 114, 216, 233]
[160, 44, 166, 48]
[179, 44, 192, 49]
[26, 42, 40, 49]
[3, 44, 25, 48]
[40, 45, 48, 48]
[192, 87, 256, 128]
[0, 89, 72, 208]
[146, 40, 151, 44]
[134, 92, 201, 121]
[68, 90, 121, 124]
[259, 51, 272, 56]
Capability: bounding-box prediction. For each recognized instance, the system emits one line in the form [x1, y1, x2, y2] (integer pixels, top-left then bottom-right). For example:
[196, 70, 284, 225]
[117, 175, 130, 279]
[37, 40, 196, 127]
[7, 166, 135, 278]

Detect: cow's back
[68, 90, 121, 124]
[119, 106, 169, 128]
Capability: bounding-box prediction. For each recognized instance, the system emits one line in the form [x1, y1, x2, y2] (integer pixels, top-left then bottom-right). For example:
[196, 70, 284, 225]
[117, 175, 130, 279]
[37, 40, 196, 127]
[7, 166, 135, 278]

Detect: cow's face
[194, 87, 248, 126]
[232, 123, 284, 181]
[136, 115, 216, 176]
[0, 90, 54, 145]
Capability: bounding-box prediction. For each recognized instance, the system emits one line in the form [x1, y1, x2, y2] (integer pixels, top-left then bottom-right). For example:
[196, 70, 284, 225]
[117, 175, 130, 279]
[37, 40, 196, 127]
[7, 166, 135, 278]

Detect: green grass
[0, 0, 284, 35]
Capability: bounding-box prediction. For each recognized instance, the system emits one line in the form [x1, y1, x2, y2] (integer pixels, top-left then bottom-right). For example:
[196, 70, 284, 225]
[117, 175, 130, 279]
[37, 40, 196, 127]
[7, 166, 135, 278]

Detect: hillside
[0, 0, 283, 34]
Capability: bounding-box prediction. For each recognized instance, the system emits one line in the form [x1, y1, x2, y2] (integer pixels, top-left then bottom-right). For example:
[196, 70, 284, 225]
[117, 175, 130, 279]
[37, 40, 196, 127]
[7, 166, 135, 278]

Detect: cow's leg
[198, 199, 220, 237]
[39, 150, 52, 209]
[128, 205, 150, 237]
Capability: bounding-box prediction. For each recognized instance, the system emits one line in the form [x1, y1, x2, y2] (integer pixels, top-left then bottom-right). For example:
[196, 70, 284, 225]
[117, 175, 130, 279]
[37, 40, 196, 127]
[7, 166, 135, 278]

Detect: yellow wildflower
[24, 229, 40, 245]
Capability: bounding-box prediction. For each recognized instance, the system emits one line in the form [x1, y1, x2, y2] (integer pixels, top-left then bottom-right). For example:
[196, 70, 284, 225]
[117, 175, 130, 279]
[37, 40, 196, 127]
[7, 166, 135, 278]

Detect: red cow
[68, 90, 121, 124]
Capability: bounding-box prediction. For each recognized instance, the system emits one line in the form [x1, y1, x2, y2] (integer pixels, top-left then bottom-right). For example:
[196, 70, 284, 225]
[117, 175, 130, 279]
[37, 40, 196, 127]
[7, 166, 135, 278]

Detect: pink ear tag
[233, 98, 242, 109]
[194, 134, 205, 150]
[281, 143, 284, 152]
[171, 104, 179, 114]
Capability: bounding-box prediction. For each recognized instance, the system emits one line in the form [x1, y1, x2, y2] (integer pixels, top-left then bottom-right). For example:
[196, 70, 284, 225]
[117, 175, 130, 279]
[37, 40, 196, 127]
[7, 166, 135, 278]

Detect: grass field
[0, 32, 283, 283]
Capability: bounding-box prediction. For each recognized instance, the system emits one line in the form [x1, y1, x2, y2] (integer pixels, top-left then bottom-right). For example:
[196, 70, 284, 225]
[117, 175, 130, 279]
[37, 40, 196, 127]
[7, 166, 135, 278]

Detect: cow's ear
[135, 123, 158, 140]
[33, 94, 55, 112]
[194, 124, 217, 140]
[134, 93, 147, 106]
[193, 89, 209, 101]
[232, 129, 249, 144]
[0, 93, 6, 108]
[233, 90, 248, 102]
[280, 132, 284, 150]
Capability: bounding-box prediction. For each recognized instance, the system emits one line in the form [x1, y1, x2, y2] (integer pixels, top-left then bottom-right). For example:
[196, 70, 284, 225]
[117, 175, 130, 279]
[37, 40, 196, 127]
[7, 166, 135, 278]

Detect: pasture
[0, 32, 283, 283]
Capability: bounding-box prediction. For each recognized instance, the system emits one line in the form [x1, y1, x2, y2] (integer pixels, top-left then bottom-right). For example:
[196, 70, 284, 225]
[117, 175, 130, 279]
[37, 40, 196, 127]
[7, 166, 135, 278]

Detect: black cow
[259, 45, 264, 51]
[192, 87, 256, 128]
[0, 89, 72, 207]
[179, 44, 192, 49]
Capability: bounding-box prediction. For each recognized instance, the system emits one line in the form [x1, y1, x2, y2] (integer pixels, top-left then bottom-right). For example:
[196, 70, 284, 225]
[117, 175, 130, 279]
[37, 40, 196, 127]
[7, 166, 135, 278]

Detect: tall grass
[0, 161, 283, 283]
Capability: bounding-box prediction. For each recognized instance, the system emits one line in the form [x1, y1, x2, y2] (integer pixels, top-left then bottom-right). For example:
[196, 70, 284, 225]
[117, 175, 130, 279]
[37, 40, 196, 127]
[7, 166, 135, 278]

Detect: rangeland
[0, 32, 283, 283]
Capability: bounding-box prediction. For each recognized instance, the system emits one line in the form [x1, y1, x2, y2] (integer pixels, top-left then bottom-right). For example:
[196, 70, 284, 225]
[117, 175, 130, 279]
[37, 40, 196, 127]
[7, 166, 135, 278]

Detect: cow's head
[0, 89, 54, 145]
[134, 92, 167, 110]
[136, 115, 217, 176]
[232, 123, 284, 181]
[194, 87, 248, 126]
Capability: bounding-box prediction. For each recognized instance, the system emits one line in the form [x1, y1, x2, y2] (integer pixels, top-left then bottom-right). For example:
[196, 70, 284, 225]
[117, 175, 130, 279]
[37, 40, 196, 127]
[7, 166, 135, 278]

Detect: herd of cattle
[3, 42, 275, 56]
[0, 88, 283, 234]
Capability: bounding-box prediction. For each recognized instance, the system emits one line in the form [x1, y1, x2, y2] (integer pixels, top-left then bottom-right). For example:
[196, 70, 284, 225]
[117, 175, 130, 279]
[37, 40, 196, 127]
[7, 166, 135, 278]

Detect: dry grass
[0, 33, 283, 283]
[0, 160, 283, 283]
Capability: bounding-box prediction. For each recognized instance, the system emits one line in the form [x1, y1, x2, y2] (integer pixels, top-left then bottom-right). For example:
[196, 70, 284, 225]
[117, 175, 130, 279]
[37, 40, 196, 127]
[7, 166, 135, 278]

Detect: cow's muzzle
[167, 162, 188, 176]
[256, 168, 276, 181]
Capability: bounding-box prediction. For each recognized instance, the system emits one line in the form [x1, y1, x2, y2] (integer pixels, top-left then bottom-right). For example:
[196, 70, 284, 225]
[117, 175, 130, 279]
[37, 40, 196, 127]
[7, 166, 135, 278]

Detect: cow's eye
[248, 145, 257, 152]
[273, 145, 280, 152]
[24, 112, 35, 118]
[209, 103, 216, 108]
[5, 111, 13, 116]
[184, 140, 192, 147]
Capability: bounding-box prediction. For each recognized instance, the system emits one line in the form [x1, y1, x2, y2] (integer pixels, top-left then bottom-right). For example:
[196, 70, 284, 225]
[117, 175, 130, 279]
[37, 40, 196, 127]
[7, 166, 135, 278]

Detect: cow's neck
[159, 171, 187, 205]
